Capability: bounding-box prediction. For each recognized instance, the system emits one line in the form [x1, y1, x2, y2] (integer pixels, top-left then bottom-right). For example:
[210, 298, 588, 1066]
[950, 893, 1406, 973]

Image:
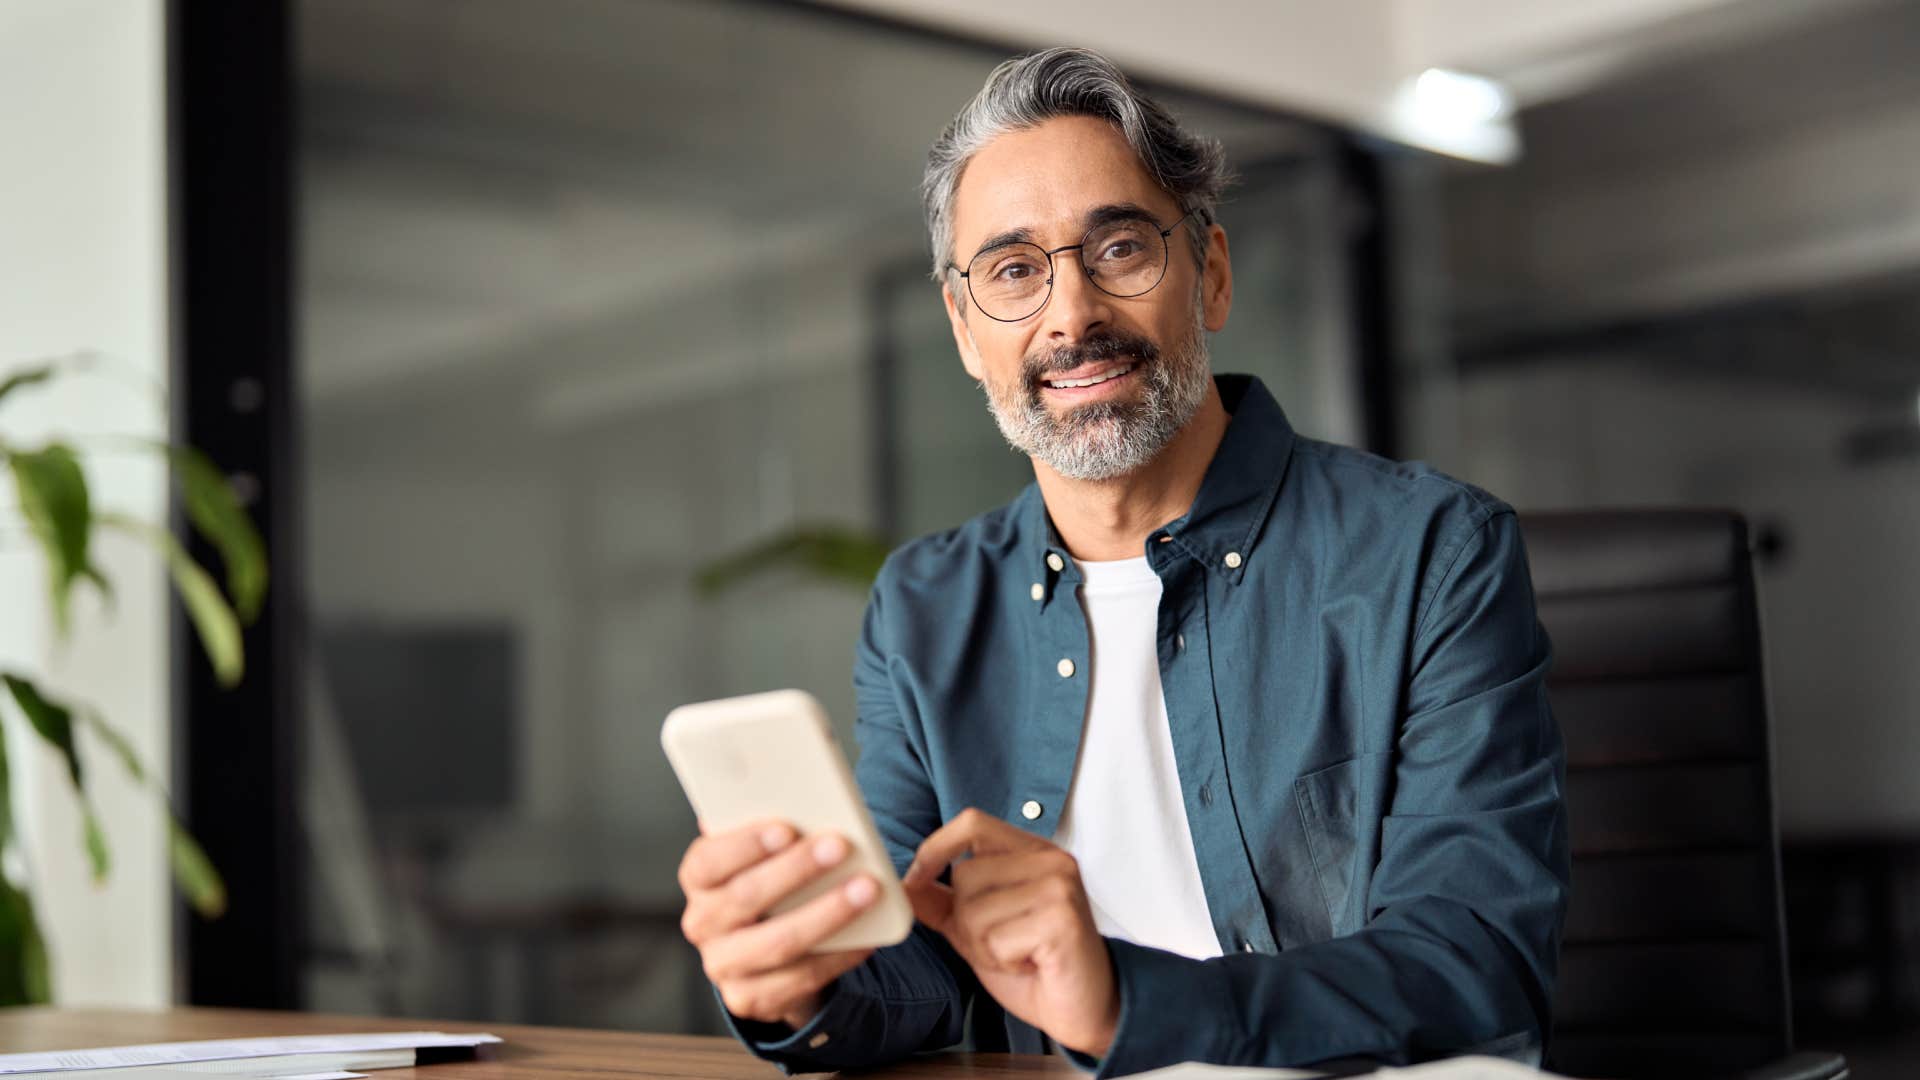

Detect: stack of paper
[0, 1032, 502, 1080]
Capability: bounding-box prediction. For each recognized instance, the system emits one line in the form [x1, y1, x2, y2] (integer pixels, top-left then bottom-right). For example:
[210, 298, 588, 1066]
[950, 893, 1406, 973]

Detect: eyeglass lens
[966, 217, 1171, 322]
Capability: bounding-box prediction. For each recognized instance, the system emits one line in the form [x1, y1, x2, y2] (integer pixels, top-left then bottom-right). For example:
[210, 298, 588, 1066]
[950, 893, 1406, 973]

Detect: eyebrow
[968, 202, 1163, 261]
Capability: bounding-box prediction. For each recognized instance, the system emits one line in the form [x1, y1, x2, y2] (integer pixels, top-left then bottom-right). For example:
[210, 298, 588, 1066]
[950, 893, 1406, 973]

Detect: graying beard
[983, 312, 1211, 481]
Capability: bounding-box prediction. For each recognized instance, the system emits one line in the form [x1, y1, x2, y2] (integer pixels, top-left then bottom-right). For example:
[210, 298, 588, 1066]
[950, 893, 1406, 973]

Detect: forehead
[950, 114, 1174, 254]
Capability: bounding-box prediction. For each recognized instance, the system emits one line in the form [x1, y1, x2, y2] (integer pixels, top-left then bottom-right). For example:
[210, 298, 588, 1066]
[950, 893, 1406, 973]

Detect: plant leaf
[164, 447, 268, 624]
[79, 709, 146, 784]
[168, 819, 227, 918]
[8, 444, 100, 635]
[695, 525, 892, 596]
[74, 707, 223, 920]
[0, 708, 13, 854]
[0, 364, 55, 407]
[2, 673, 83, 790]
[80, 564, 116, 615]
[81, 808, 110, 883]
[97, 514, 244, 687]
[0, 876, 52, 1004]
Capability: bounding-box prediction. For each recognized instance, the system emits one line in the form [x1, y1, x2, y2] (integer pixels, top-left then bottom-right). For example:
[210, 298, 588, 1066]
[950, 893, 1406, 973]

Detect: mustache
[1024, 329, 1162, 381]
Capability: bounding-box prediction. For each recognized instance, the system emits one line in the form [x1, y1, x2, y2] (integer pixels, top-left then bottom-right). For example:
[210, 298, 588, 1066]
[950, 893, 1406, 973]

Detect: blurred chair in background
[1524, 510, 1846, 1080]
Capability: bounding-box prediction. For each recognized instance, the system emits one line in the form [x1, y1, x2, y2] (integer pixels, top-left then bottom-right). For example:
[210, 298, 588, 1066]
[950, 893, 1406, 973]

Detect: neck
[1032, 381, 1231, 562]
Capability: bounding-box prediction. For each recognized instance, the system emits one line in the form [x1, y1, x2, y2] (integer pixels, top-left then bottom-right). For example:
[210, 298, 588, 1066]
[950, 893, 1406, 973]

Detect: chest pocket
[1293, 755, 1382, 935]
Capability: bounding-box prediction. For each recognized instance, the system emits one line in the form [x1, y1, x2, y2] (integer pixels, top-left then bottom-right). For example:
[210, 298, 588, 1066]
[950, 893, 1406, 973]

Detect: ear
[944, 283, 986, 382]
[1201, 223, 1233, 333]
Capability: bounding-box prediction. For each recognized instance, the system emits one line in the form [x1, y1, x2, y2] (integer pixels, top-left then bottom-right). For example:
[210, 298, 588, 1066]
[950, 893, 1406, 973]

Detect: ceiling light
[1414, 69, 1512, 127]
[1385, 68, 1519, 164]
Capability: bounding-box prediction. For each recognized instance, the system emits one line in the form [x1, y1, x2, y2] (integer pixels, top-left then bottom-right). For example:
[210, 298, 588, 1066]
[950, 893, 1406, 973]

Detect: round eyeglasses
[951, 208, 1199, 323]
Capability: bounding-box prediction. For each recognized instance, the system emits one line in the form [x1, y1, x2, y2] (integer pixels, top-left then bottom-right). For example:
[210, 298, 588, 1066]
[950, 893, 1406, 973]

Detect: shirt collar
[1026, 373, 1296, 589]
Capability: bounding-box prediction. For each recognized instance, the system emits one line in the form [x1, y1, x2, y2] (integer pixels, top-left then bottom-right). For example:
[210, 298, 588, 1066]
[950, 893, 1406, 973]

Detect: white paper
[1121, 1057, 1563, 1080]
[1123, 1063, 1321, 1080]
[17, 1070, 372, 1080]
[0, 1034, 499, 1076]
[141, 1053, 409, 1078]
[1371, 1058, 1565, 1079]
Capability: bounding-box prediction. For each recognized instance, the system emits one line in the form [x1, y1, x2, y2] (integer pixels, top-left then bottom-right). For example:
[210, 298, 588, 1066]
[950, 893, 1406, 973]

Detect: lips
[1042, 361, 1138, 389]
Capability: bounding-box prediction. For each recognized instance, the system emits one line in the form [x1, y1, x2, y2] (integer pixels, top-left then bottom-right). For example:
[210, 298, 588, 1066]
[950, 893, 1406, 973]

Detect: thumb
[905, 877, 955, 934]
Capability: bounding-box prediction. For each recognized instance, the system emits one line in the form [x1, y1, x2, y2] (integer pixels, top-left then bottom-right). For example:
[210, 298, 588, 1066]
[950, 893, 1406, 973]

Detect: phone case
[661, 689, 913, 952]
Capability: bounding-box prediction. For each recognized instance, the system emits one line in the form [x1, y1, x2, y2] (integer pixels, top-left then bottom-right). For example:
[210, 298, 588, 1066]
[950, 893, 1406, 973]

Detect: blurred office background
[0, 0, 1916, 1073]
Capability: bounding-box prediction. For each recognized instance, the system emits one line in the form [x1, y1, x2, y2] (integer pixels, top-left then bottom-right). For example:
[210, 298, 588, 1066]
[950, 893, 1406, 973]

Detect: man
[677, 47, 1568, 1076]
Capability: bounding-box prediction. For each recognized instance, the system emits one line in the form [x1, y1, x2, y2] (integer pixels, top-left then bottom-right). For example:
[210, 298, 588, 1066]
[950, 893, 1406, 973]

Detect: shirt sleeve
[720, 573, 978, 1073]
[1073, 509, 1571, 1077]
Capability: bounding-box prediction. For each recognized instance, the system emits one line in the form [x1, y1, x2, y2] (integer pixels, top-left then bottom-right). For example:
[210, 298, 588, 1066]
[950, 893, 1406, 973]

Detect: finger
[905, 808, 1040, 886]
[904, 877, 954, 934]
[703, 875, 881, 980]
[715, 949, 873, 1025]
[950, 848, 1076, 903]
[679, 819, 798, 893]
[910, 882, 1002, 975]
[685, 831, 854, 943]
[953, 874, 1070, 946]
[980, 903, 1078, 971]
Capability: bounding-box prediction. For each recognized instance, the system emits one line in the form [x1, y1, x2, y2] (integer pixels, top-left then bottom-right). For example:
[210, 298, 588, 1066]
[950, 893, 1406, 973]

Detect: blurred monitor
[317, 622, 518, 820]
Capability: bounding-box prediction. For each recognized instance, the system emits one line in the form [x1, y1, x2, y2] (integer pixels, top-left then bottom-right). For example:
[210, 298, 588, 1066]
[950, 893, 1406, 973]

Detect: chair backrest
[1521, 510, 1795, 1079]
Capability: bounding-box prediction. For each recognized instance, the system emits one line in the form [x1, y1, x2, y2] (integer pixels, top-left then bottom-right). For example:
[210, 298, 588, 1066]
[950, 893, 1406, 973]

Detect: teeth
[1047, 363, 1135, 389]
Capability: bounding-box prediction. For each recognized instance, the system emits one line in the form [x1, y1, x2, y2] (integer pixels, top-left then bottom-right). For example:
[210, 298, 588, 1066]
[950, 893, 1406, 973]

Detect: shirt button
[1056, 657, 1076, 678]
[1157, 534, 1172, 543]
[1021, 800, 1044, 820]
[1046, 552, 1065, 572]
[808, 1032, 831, 1049]
[1175, 633, 1185, 652]
[1224, 551, 1243, 569]
[1030, 582, 1044, 601]
[1242, 941, 1256, 953]
[1199, 783, 1213, 807]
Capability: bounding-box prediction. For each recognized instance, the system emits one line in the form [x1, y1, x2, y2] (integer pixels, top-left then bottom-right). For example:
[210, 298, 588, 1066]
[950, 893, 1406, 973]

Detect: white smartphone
[661, 688, 914, 952]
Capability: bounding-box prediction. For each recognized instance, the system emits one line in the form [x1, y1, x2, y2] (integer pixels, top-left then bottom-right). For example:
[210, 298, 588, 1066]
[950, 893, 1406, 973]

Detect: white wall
[0, 0, 171, 1005]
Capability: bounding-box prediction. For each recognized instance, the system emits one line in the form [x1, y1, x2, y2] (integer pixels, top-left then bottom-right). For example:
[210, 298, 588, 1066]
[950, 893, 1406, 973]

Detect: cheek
[1148, 300, 1198, 346]
[979, 331, 1036, 381]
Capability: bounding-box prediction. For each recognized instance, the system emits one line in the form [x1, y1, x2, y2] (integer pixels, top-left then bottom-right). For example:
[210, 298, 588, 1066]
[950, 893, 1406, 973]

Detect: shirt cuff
[1067, 938, 1235, 1079]
[715, 979, 871, 1074]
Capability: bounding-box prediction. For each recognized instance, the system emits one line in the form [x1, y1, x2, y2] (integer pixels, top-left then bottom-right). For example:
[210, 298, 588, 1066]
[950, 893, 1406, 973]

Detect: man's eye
[994, 261, 1042, 281]
[1098, 240, 1142, 261]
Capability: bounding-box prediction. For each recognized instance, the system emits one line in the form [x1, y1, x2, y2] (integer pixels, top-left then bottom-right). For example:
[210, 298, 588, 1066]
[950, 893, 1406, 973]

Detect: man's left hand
[903, 808, 1119, 1058]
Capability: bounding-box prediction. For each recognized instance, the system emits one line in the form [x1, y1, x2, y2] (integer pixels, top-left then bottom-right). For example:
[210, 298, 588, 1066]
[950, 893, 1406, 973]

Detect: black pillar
[1336, 138, 1400, 460]
[168, 0, 302, 1008]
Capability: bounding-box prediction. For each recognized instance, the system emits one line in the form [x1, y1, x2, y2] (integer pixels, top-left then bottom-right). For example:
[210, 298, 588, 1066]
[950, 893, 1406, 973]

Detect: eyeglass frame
[947, 207, 1203, 323]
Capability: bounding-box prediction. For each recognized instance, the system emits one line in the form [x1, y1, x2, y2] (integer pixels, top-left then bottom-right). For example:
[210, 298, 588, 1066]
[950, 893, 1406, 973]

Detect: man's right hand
[678, 820, 880, 1030]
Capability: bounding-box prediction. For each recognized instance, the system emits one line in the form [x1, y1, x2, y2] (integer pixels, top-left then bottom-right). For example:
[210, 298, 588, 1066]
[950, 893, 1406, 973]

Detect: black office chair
[1521, 510, 1847, 1080]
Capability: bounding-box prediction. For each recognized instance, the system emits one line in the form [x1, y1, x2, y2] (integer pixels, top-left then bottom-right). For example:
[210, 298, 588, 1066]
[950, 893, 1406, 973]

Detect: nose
[1037, 252, 1114, 342]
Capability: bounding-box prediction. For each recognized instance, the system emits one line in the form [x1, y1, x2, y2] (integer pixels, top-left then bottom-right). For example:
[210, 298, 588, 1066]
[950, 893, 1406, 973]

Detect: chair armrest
[1731, 1050, 1850, 1080]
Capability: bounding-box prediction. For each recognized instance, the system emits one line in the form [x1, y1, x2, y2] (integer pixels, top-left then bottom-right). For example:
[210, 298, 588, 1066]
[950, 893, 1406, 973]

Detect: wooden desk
[0, 1008, 1080, 1080]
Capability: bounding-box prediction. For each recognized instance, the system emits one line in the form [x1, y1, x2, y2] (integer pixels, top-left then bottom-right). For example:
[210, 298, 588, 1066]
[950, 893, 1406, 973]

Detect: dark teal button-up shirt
[727, 374, 1569, 1075]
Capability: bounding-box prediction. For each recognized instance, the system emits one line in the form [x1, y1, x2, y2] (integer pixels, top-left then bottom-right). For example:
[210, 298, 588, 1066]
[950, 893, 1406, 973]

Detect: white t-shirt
[1050, 555, 1223, 961]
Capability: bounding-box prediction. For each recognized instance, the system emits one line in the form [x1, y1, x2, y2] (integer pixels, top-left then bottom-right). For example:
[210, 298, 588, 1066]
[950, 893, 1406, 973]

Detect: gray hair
[922, 47, 1232, 291]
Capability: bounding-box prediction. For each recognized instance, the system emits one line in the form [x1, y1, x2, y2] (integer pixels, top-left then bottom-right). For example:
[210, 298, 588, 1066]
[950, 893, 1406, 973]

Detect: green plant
[0, 352, 260, 1004]
[694, 524, 891, 597]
